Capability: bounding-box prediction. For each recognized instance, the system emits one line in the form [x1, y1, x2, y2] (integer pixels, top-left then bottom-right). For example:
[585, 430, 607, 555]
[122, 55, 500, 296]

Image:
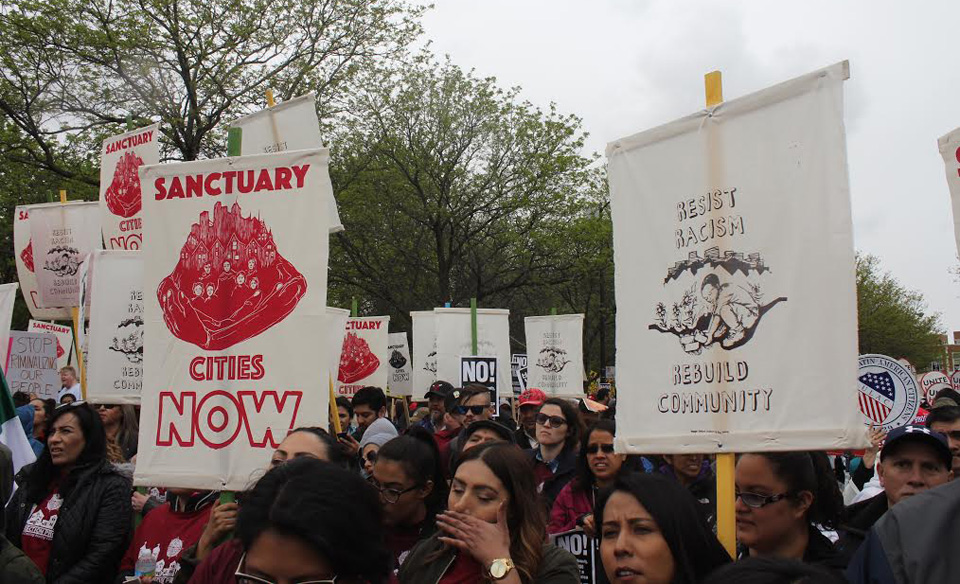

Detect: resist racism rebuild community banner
[227, 93, 342, 233]
[14, 205, 78, 320]
[607, 61, 865, 453]
[99, 124, 160, 250]
[86, 251, 144, 405]
[0, 283, 17, 370]
[336, 316, 389, 397]
[136, 149, 331, 490]
[525, 314, 585, 396]
[387, 332, 413, 397]
[27, 321, 73, 370]
[28, 201, 102, 309]
[411, 310, 438, 400]
[435, 308, 512, 395]
[938, 127, 960, 257]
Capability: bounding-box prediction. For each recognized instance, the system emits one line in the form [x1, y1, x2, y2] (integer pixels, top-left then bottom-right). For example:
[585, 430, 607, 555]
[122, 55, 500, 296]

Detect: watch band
[488, 557, 515, 580]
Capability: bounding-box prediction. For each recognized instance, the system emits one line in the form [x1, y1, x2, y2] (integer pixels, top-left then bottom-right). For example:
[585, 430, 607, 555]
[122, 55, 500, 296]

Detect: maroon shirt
[187, 538, 243, 584]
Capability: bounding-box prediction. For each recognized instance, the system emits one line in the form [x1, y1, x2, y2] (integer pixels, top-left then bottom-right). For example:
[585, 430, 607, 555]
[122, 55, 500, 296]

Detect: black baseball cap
[425, 380, 454, 400]
[443, 387, 465, 412]
[880, 425, 952, 469]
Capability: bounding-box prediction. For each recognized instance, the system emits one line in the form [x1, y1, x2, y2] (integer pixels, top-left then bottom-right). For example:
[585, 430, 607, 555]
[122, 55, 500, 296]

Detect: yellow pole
[329, 375, 342, 434]
[704, 71, 736, 559]
[59, 190, 88, 400]
[266, 89, 276, 108]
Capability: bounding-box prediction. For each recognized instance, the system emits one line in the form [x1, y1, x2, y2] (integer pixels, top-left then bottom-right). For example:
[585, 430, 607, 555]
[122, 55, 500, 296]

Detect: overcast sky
[419, 0, 960, 335]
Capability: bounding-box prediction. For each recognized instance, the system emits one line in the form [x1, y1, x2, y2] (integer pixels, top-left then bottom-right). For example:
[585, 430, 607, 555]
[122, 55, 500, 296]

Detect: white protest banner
[5, 331, 59, 399]
[460, 356, 499, 401]
[525, 314, 585, 396]
[435, 308, 511, 394]
[953, 370, 960, 392]
[937, 127, 960, 257]
[99, 124, 160, 250]
[27, 321, 73, 370]
[607, 62, 865, 453]
[511, 353, 527, 395]
[14, 205, 72, 320]
[29, 201, 102, 308]
[85, 251, 143, 405]
[549, 529, 598, 584]
[136, 149, 330, 490]
[325, 307, 350, 391]
[336, 316, 389, 397]
[0, 284, 17, 370]
[919, 371, 952, 406]
[858, 355, 920, 432]
[387, 332, 413, 397]
[411, 310, 438, 400]
[227, 93, 342, 233]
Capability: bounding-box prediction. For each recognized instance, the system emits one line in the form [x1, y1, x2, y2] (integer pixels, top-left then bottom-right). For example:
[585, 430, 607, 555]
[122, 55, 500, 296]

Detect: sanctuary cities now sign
[607, 62, 866, 453]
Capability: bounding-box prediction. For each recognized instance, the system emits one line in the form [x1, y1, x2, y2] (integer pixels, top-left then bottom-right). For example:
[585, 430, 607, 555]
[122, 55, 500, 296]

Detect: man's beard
[431, 410, 444, 425]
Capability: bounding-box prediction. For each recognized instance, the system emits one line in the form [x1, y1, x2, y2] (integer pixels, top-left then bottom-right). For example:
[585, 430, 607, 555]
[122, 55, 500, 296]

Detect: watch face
[490, 561, 507, 579]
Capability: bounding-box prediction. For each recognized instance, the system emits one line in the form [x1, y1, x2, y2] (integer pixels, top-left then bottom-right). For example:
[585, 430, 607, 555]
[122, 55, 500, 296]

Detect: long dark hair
[377, 426, 447, 518]
[453, 443, 545, 584]
[573, 420, 617, 493]
[755, 452, 843, 529]
[25, 403, 108, 504]
[539, 397, 583, 450]
[596, 473, 731, 584]
[236, 457, 390, 583]
[286, 426, 345, 467]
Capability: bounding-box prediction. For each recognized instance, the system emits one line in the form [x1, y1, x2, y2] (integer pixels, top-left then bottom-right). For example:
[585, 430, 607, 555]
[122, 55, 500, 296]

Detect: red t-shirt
[20, 487, 63, 574]
[187, 538, 244, 584]
[121, 501, 213, 583]
[439, 552, 483, 584]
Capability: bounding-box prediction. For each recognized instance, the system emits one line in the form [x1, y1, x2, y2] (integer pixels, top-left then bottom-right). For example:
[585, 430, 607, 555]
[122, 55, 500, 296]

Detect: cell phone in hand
[337, 432, 349, 440]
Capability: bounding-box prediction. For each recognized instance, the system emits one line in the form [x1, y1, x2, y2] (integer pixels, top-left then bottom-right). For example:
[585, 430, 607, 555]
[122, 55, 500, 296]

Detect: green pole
[470, 297, 478, 355]
[550, 307, 557, 316]
[351, 297, 358, 317]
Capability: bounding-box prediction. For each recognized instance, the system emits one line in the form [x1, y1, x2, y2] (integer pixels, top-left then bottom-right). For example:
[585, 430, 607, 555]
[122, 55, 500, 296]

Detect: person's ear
[419, 480, 434, 500]
[876, 461, 886, 486]
[792, 490, 813, 520]
[378, 406, 387, 418]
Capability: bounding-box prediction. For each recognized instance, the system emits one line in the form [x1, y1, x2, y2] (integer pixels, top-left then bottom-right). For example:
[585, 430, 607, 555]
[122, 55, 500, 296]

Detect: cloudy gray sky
[420, 0, 960, 334]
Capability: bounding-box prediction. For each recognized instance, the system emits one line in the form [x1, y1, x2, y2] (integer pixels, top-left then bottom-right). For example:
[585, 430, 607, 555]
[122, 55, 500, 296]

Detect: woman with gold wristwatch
[398, 442, 579, 584]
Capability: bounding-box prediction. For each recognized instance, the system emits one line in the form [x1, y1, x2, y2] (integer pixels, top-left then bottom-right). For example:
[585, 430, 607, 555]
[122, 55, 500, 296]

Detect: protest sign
[607, 62, 865, 453]
[858, 355, 920, 432]
[5, 331, 59, 399]
[14, 205, 73, 320]
[136, 149, 331, 490]
[325, 307, 350, 390]
[336, 316, 389, 397]
[27, 320, 73, 370]
[435, 308, 511, 395]
[919, 371, 952, 406]
[85, 251, 143, 404]
[525, 314, 585, 396]
[937, 127, 960, 257]
[99, 124, 160, 250]
[227, 93, 342, 233]
[460, 356, 499, 400]
[0, 284, 17, 371]
[411, 310, 438, 400]
[511, 353, 528, 395]
[549, 528, 598, 584]
[387, 332, 413, 396]
[28, 201, 102, 309]
[953, 370, 960, 392]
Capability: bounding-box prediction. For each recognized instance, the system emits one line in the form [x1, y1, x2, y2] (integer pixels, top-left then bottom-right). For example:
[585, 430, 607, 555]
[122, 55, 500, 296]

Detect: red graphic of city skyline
[338, 332, 380, 384]
[20, 241, 35, 272]
[104, 151, 144, 218]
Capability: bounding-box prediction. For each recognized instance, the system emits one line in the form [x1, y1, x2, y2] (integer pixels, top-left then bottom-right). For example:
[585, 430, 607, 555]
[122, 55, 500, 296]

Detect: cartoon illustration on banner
[99, 124, 160, 250]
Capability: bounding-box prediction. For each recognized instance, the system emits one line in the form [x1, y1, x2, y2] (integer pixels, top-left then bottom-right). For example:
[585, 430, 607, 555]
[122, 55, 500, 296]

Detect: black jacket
[836, 493, 888, 566]
[513, 427, 536, 450]
[738, 524, 847, 573]
[5, 460, 132, 584]
[526, 447, 578, 511]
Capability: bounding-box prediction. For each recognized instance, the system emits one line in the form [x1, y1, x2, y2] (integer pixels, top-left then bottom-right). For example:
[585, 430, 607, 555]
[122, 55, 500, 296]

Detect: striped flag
[858, 390, 892, 425]
[858, 370, 896, 425]
[0, 367, 37, 474]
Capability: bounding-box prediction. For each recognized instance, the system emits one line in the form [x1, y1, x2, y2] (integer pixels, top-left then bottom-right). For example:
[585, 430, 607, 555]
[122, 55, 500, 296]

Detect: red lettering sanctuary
[154, 165, 310, 201]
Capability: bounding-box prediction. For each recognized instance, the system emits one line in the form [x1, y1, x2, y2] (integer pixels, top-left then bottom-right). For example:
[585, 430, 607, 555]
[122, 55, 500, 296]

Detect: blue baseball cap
[880, 425, 952, 469]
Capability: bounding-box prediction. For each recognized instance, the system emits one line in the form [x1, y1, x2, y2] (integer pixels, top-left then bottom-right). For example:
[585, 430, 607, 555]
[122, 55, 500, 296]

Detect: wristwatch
[488, 558, 515, 580]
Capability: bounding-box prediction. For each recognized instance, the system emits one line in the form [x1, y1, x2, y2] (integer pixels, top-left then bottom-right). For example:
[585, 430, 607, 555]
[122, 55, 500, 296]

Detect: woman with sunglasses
[360, 417, 400, 479]
[370, 428, 447, 580]
[233, 457, 390, 584]
[399, 442, 579, 584]
[549, 420, 625, 536]
[735, 452, 845, 570]
[94, 402, 139, 463]
[5, 402, 132, 582]
[527, 398, 583, 509]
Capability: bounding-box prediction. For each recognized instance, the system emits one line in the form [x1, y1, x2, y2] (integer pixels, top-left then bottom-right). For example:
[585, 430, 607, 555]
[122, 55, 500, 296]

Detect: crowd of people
[1, 368, 959, 583]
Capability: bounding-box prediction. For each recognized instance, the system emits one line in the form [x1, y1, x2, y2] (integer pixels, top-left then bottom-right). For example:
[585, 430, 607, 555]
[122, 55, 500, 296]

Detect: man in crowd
[837, 425, 953, 563]
[433, 388, 465, 476]
[417, 381, 453, 434]
[57, 366, 81, 402]
[445, 386, 493, 468]
[339, 386, 394, 458]
[514, 388, 545, 450]
[926, 405, 960, 478]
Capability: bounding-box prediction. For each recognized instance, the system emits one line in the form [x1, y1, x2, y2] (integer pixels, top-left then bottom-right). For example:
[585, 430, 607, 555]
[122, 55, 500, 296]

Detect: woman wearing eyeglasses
[735, 452, 845, 569]
[5, 402, 132, 582]
[399, 442, 579, 584]
[527, 398, 583, 510]
[548, 420, 625, 536]
[233, 457, 391, 584]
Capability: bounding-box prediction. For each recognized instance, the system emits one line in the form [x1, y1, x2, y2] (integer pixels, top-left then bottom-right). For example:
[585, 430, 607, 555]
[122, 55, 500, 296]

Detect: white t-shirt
[58, 383, 82, 402]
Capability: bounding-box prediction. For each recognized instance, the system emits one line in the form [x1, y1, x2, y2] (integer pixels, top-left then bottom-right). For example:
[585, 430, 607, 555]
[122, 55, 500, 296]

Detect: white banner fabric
[324, 307, 350, 397]
[411, 310, 437, 400]
[136, 149, 331, 490]
[5, 331, 59, 399]
[435, 308, 511, 395]
[227, 93, 342, 233]
[14, 205, 77, 320]
[525, 314, 585, 396]
[336, 316, 389, 397]
[937, 127, 960, 258]
[85, 251, 143, 405]
[607, 61, 865, 453]
[28, 201, 102, 308]
[387, 332, 413, 397]
[27, 321, 73, 371]
[99, 124, 160, 250]
[0, 283, 17, 371]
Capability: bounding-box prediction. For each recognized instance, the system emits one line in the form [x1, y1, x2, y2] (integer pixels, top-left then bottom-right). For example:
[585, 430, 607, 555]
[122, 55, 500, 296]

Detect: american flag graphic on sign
[859, 371, 895, 424]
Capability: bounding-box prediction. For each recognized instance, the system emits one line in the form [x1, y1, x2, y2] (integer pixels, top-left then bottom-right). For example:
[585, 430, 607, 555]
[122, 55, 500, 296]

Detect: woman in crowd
[360, 417, 399, 479]
[336, 395, 356, 436]
[370, 428, 447, 576]
[659, 452, 717, 529]
[596, 473, 730, 584]
[734, 452, 845, 569]
[5, 402, 132, 581]
[549, 420, 625, 535]
[527, 397, 583, 508]
[399, 442, 579, 584]
[29, 397, 54, 442]
[234, 458, 391, 584]
[95, 403, 139, 463]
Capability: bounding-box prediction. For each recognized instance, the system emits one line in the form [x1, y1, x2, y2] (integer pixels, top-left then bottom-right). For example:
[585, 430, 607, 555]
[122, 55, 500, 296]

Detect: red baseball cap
[518, 388, 546, 407]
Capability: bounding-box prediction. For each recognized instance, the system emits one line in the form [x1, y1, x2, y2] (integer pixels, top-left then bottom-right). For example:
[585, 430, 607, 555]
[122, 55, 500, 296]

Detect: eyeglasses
[454, 405, 487, 415]
[585, 443, 615, 455]
[736, 491, 791, 508]
[367, 477, 419, 504]
[235, 553, 337, 584]
[363, 450, 378, 464]
[95, 404, 119, 411]
[535, 413, 567, 428]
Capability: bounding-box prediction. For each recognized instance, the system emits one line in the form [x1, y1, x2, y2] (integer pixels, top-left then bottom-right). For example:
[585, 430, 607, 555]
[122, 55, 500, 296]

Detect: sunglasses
[95, 404, 119, 411]
[535, 413, 567, 428]
[736, 491, 791, 509]
[235, 553, 337, 584]
[363, 450, 378, 464]
[585, 443, 615, 455]
[454, 405, 487, 415]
